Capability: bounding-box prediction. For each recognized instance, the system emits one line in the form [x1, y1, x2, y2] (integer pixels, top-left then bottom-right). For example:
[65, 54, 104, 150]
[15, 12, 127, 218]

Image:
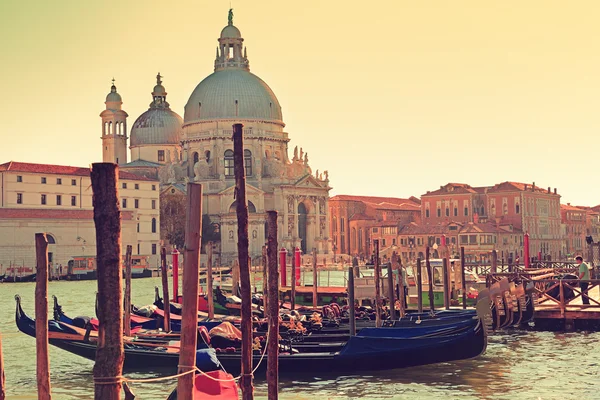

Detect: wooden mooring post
[124, 245, 132, 337]
[426, 247, 435, 313]
[491, 250, 498, 274]
[160, 248, 171, 331]
[91, 163, 124, 400]
[0, 328, 5, 400]
[262, 245, 268, 313]
[233, 123, 254, 400]
[374, 239, 382, 327]
[442, 258, 450, 310]
[460, 247, 467, 309]
[387, 253, 396, 320]
[177, 182, 202, 399]
[266, 211, 279, 400]
[312, 248, 318, 309]
[35, 233, 51, 400]
[207, 241, 215, 319]
[416, 258, 423, 313]
[348, 266, 356, 336]
[291, 252, 296, 310]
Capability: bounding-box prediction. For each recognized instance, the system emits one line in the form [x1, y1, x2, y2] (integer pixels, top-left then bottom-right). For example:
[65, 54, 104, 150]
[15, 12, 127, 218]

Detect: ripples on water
[1, 277, 600, 399]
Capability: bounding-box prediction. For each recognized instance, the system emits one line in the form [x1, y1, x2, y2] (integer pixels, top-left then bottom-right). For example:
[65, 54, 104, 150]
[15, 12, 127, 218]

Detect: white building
[103, 10, 332, 263]
[0, 162, 161, 270]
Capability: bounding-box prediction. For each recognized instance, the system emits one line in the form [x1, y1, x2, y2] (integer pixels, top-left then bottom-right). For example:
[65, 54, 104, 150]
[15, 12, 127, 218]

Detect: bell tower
[100, 79, 128, 164]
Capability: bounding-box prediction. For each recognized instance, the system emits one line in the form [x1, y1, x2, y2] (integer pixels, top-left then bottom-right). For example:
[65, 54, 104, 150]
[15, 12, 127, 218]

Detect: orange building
[329, 195, 420, 259]
[561, 204, 587, 257]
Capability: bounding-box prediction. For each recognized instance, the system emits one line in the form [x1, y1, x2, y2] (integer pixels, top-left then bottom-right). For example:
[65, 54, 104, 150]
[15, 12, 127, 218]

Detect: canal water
[1, 276, 599, 399]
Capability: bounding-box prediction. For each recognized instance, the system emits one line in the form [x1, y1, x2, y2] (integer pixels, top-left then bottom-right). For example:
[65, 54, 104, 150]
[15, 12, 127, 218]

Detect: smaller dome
[130, 108, 183, 146]
[106, 84, 122, 103]
[220, 24, 241, 38]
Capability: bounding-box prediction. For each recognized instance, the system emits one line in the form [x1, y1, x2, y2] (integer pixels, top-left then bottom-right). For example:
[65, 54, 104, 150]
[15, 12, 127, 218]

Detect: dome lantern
[214, 9, 249, 72]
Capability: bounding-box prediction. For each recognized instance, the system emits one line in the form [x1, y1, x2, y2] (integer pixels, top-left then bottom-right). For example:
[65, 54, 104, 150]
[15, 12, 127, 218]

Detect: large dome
[130, 108, 183, 146]
[183, 69, 283, 125]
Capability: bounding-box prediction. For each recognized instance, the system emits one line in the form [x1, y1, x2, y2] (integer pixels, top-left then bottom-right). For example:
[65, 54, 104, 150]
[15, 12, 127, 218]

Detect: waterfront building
[561, 204, 588, 257]
[421, 182, 561, 260]
[99, 11, 331, 263]
[0, 162, 160, 271]
[328, 195, 421, 259]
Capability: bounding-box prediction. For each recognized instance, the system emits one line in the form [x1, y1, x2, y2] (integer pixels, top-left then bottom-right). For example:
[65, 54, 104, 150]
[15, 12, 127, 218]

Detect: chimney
[524, 184, 528, 191]
[554, 188, 557, 195]
[532, 182, 535, 192]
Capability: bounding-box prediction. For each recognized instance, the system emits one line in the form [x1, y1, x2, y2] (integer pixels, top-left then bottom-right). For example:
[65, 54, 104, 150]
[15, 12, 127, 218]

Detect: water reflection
[2, 278, 600, 399]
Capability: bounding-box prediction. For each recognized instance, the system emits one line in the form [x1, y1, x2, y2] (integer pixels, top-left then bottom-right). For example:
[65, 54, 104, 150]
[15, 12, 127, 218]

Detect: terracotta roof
[487, 181, 556, 194]
[422, 183, 485, 196]
[330, 195, 420, 211]
[0, 208, 134, 220]
[561, 204, 586, 212]
[349, 213, 375, 221]
[0, 161, 157, 182]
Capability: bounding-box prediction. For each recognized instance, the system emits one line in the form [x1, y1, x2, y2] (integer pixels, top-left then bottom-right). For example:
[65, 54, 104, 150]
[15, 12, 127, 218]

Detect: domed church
[100, 10, 332, 262]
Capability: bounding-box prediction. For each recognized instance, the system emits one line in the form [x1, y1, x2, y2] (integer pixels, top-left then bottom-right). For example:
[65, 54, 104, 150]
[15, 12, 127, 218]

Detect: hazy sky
[1, 1, 598, 205]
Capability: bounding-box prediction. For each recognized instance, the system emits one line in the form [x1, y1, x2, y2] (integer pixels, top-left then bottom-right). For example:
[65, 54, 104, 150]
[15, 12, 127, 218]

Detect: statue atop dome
[228, 8, 233, 25]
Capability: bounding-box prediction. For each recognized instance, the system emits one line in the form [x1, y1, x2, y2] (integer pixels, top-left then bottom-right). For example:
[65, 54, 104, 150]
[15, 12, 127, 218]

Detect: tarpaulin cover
[193, 370, 239, 399]
[209, 322, 242, 340]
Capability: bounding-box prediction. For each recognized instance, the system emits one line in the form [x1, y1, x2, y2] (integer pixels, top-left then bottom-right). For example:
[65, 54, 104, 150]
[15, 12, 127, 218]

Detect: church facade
[102, 11, 332, 263]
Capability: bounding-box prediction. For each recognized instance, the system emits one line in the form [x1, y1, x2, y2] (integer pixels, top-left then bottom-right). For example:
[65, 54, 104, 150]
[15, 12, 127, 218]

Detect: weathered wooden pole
[35, 233, 51, 400]
[172, 248, 179, 302]
[460, 247, 467, 309]
[91, 163, 124, 400]
[290, 252, 296, 310]
[425, 247, 435, 313]
[0, 329, 5, 400]
[312, 248, 318, 309]
[374, 239, 382, 327]
[262, 245, 268, 313]
[348, 266, 356, 336]
[266, 211, 279, 400]
[123, 245, 132, 337]
[160, 248, 171, 331]
[416, 258, 423, 313]
[177, 182, 202, 399]
[387, 253, 396, 320]
[207, 241, 215, 319]
[442, 258, 450, 310]
[491, 250, 498, 274]
[232, 259, 240, 297]
[233, 123, 254, 400]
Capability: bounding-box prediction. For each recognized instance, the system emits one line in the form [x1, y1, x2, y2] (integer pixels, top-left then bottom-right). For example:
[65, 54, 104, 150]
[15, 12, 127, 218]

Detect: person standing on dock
[576, 256, 590, 305]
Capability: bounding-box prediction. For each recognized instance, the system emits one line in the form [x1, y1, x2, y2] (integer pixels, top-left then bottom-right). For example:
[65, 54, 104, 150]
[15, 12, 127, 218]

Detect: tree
[201, 214, 220, 253]
[160, 192, 186, 250]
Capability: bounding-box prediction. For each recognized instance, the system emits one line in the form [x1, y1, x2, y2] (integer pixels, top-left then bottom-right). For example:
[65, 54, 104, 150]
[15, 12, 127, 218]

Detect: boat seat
[198, 326, 211, 346]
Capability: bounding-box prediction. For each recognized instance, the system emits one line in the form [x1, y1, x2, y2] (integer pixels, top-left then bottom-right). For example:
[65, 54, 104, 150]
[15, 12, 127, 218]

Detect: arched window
[151, 218, 157, 233]
[224, 150, 234, 177]
[244, 149, 252, 176]
[229, 200, 256, 213]
[193, 152, 199, 164]
[205, 150, 211, 163]
[46, 234, 56, 244]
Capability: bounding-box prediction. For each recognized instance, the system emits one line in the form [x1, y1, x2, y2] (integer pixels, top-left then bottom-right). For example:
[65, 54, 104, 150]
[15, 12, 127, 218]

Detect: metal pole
[35, 233, 51, 400]
[176, 183, 202, 399]
[91, 163, 123, 400]
[291, 252, 296, 310]
[233, 123, 254, 400]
